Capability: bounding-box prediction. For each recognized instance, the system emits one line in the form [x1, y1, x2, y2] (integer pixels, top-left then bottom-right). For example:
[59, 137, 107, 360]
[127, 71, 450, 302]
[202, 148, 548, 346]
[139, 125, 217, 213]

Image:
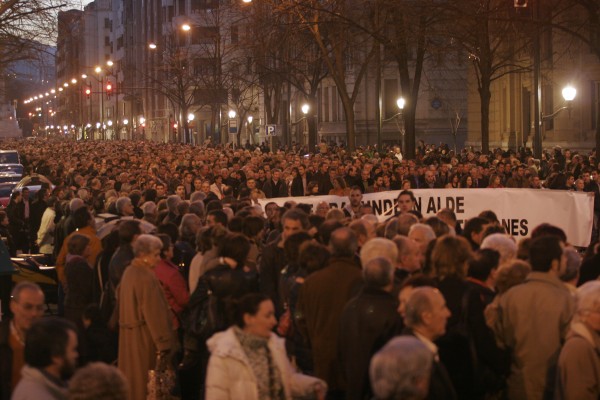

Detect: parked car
[0, 174, 54, 207]
[0, 150, 20, 165]
[0, 163, 24, 184]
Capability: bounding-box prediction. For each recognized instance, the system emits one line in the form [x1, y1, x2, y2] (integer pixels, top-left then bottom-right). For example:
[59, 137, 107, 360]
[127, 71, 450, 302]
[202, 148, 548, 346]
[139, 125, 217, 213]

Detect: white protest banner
[258, 189, 594, 247]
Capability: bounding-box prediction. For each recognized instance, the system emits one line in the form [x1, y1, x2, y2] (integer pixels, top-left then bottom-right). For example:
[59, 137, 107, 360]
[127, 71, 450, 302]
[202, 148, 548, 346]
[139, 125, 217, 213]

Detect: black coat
[0, 319, 12, 400]
[262, 179, 288, 198]
[64, 256, 94, 324]
[339, 286, 402, 400]
[259, 241, 287, 317]
[403, 328, 457, 400]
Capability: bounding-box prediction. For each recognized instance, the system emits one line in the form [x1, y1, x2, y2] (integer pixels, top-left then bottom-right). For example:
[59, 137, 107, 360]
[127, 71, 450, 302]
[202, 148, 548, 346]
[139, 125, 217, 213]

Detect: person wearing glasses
[0, 281, 45, 400]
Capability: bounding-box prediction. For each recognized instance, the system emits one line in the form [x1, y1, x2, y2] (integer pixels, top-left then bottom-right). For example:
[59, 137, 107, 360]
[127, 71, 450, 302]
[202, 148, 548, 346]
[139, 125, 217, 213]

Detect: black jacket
[259, 241, 287, 317]
[64, 256, 94, 324]
[0, 319, 12, 400]
[262, 179, 288, 198]
[339, 286, 401, 400]
[403, 328, 457, 400]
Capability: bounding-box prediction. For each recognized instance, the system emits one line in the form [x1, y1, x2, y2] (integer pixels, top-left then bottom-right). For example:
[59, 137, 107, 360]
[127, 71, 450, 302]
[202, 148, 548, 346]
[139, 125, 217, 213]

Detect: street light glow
[107, 60, 114, 67]
[247, 115, 253, 124]
[148, 43, 157, 50]
[107, 120, 113, 126]
[228, 110, 237, 119]
[242, 0, 252, 2]
[71, 78, 77, 84]
[95, 66, 102, 73]
[81, 74, 87, 79]
[139, 116, 146, 125]
[397, 97, 406, 110]
[181, 24, 191, 31]
[562, 85, 577, 102]
[187, 113, 195, 121]
[123, 119, 129, 125]
[301, 104, 310, 114]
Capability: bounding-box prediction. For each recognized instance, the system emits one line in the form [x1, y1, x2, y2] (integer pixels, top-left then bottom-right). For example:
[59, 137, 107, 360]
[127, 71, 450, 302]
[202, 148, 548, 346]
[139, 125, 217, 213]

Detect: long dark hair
[231, 293, 270, 328]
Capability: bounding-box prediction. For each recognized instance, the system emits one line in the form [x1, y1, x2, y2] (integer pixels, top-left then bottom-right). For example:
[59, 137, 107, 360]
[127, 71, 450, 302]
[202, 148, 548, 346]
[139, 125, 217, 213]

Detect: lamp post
[541, 85, 577, 123]
[383, 97, 406, 151]
[301, 104, 309, 146]
[228, 110, 237, 145]
[187, 113, 195, 144]
[246, 115, 253, 145]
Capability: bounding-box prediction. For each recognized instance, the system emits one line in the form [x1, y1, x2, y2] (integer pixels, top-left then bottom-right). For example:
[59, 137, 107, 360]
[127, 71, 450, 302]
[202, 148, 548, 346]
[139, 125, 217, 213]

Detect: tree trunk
[340, 96, 355, 151]
[404, 105, 416, 160]
[479, 78, 492, 153]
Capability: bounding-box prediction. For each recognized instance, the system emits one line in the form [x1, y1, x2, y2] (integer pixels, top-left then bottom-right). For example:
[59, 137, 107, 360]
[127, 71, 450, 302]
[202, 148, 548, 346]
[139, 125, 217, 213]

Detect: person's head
[530, 223, 568, 243]
[397, 190, 416, 213]
[207, 209, 228, 227]
[404, 287, 451, 341]
[360, 237, 398, 267]
[575, 281, 600, 332]
[468, 248, 500, 283]
[156, 233, 174, 260]
[166, 195, 181, 213]
[115, 196, 134, 216]
[233, 293, 277, 339]
[424, 217, 450, 238]
[68, 362, 128, 400]
[397, 275, 437, 317]
[132, 234, 163, 265]
[284, 231, 312, 262]
[363, 257, 394, 291]
[348, 186, 363, 208]
[328, 227, 358, 258]
[67, 233, 90, 257]
[408, 224, 436, 256]
[179, 213, 202, 241]
[315, 201, 330, 217]
[117, 219, 141, 245]
[529, 235, 565, 274]
[462, 217, 490, 247]
[370, 336, 432, 400]
[559, 246, 581, 283]
[397, 213, 419, 236]
[281, 209, 310, 241]
[480, 234, 518, 265]
[431, 235, 473, 279]
[495, 260, 532, 294]
[393, 236, 423, 272]
[10, 282, 45, 333]
[25, 317, 78, 380]
[299, 241, 330, 275]
[73, 206, 92, 230]
[218, 233, 251, 267]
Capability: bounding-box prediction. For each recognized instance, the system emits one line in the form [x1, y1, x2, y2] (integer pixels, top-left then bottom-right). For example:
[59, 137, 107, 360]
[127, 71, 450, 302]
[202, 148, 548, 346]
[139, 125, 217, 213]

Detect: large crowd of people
[0, 137, 599, 400]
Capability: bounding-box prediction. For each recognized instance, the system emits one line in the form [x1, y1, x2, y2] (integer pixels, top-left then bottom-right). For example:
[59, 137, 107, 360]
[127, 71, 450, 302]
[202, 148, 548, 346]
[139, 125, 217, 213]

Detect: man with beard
[343, 186, 364, 219]
[12, 317, 79, 400]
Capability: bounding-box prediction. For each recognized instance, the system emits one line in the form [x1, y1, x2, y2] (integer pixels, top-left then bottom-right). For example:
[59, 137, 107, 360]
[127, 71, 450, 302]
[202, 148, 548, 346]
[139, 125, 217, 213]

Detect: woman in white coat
[205, 293, 327, 400]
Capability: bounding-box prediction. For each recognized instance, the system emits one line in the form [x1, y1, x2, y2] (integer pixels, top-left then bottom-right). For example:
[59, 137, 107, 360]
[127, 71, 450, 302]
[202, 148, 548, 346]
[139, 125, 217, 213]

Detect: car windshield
[0, 153, 19, 164]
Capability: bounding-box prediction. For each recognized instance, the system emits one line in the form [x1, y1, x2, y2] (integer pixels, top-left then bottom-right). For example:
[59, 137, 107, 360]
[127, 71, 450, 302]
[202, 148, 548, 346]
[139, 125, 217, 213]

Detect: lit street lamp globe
[397, 97, 406, 110]
[301, 104, 310, 115]
[187, 113, 195, 121]
[228, 110, 236, 119]
[562, 85, 576, 102]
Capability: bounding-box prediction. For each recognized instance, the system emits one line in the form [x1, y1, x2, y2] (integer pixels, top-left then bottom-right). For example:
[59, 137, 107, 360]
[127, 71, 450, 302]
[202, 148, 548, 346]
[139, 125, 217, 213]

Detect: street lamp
[383, 97, 406, 151]
[228, 110, 236, 119]
[181, 24, 191, 31]
[541, 84, 577, 122]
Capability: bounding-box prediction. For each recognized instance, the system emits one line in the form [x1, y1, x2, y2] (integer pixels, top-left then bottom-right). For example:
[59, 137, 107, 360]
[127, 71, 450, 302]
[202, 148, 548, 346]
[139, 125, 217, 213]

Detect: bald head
[404, 287, 450, 341]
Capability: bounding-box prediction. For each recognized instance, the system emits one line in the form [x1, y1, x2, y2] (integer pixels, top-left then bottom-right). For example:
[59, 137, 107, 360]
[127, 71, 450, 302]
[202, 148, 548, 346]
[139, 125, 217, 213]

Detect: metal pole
[100, 77, 105, 140]
[533, 0, 542, 158]
[376, 43, 382, 150]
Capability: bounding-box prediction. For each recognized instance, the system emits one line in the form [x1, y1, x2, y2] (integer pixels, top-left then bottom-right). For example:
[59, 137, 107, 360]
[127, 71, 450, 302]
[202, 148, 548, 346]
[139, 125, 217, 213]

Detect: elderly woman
[369, 336, 433, 400]
[206, 293, 327, 400]
[556, 281, 600, 399]
[117, 234, 174, 400]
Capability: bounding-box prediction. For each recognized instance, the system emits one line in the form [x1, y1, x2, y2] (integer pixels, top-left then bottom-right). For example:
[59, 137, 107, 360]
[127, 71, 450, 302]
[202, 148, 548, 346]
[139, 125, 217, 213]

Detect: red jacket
[155, 259, 190, 329]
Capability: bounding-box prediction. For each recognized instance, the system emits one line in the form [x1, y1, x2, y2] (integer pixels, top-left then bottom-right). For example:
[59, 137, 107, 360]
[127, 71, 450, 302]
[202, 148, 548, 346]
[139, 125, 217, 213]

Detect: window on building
[104, 18, 110, 29]
[104, 36, 110, 47]
[191, 26, 218, 45]
[178, 0, 185, 15]
[323, 87, 330, 122]
[194, 58, 216, 76]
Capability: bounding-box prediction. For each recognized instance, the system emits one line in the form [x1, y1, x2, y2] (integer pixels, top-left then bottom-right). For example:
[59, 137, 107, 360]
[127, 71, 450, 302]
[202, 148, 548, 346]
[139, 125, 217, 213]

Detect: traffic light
[106, 82, 113, 98]
[85, 87, 91, 99]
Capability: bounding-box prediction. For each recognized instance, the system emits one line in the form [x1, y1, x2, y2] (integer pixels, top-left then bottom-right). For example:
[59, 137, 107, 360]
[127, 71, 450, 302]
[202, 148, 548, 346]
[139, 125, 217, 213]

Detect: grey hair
[408, 223, 436, 243]
[11, 281, 43, 302]
[370, 336, 433, 400]
[141, 201, 157, 216]
[69, 198, 85, 212]
[577, 281, 600, 317]
[188, 201, 205, 219]
[68, 362, 128, 400]
[190, 191, 206, 203]
[363, 257, 394, 289]
[404, 287, 437, 328]
[166, 195, 181, 213]
[481, 233, 517, 265]
[132, 234, 163, 257]
[397, 214, 419, 236]
[179, 213, 203, 240]
[115, 197, 132, 214]
[393, 235, 415, 261]
[360, 238, 398, 267]
[560, 246, 582, 282]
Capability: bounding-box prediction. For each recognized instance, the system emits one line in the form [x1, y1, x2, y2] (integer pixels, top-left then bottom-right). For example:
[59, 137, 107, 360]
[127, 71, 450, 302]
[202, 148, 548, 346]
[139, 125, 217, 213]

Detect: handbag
[147, 352, 178, 400]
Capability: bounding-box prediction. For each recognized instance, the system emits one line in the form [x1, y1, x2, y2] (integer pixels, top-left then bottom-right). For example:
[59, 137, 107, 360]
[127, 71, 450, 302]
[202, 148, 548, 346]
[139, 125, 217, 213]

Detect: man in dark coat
[260, 209, 309, 317]
[339, 257, 401, 400]
[296, 227, 363, 398]
[402, 286, 457, 400]
[262, 169, 288, 198]
[0, 282, 45, 400]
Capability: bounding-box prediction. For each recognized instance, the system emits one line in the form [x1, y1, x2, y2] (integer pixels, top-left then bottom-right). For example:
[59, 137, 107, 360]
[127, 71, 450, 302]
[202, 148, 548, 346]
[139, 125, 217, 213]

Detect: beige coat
[556, 321, 600, 400]
[117, 260, 173, 400]
[492, 272, 574, 400]
[205, 327, 326, 400]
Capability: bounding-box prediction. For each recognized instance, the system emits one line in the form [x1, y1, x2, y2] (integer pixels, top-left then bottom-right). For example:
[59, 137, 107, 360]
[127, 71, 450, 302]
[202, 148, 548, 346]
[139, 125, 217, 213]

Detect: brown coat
[117, 259, 174, 400]
[55, 226, 102, 285]
[295, 256, 363, 391]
